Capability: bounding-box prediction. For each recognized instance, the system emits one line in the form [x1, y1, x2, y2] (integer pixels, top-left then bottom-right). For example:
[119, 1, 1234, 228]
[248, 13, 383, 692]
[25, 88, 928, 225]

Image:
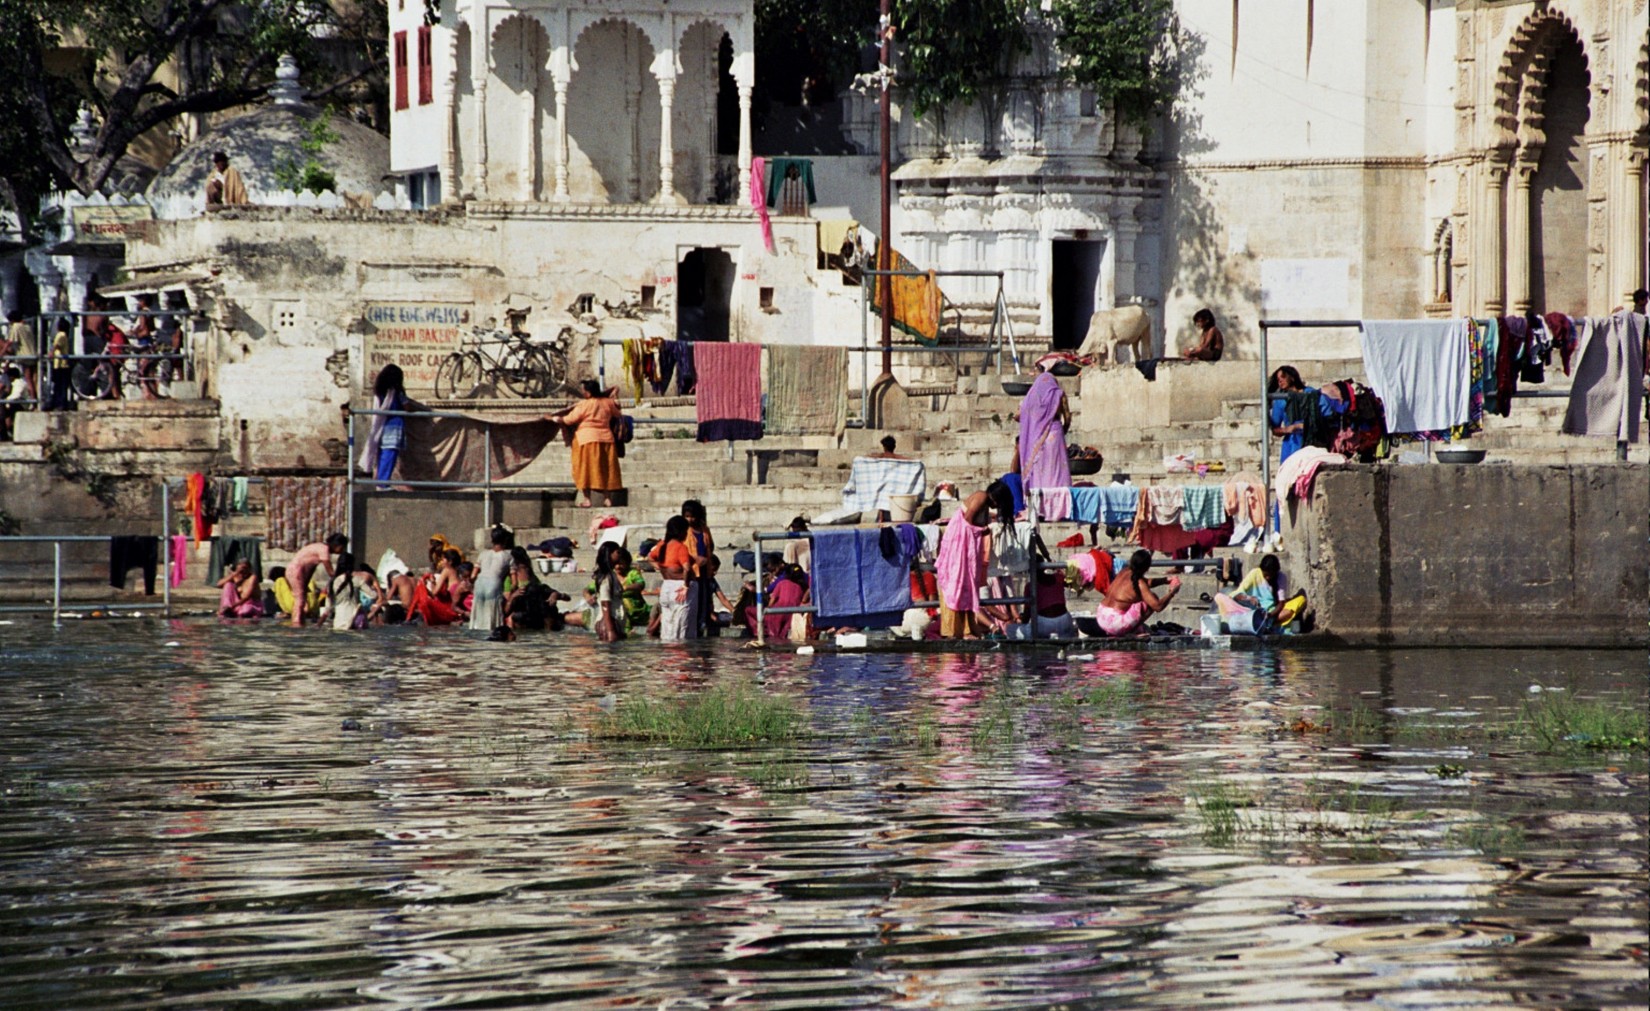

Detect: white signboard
[363, 302, 472, 391]
[1260, 258, 1350, 312]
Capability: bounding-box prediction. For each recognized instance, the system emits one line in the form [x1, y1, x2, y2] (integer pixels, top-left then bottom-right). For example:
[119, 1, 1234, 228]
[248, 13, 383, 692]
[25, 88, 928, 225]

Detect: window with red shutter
[417, 26, 433, 106]
[393, 31, 409, 111]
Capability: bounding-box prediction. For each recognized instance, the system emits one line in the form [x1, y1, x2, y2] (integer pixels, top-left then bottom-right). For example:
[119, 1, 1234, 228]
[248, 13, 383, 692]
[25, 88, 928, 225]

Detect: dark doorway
[678, 247, 735, 342]
[1530, 33, 1590, 314]
[1051, 240, 1104, 350]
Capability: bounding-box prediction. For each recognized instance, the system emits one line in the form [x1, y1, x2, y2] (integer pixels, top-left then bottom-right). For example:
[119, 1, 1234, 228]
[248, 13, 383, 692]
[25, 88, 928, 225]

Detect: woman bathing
[287, 533, 347, 627]
[1096, 549, 1181, 637]
[216, 559, 264, 618]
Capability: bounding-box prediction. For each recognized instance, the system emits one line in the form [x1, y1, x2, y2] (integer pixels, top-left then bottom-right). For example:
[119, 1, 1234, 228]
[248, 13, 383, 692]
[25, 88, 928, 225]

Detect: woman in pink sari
[1018, 371, 1072, 491]
[935, 489, 991, 639]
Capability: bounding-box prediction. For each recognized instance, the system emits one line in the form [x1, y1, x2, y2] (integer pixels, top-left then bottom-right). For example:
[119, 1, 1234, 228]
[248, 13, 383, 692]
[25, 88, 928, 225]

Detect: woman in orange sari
[548, 380, 622, 507]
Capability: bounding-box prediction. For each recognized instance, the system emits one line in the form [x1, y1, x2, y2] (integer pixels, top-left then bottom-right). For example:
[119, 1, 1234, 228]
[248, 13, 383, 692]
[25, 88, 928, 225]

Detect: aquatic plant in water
[593, 681, 806, 747]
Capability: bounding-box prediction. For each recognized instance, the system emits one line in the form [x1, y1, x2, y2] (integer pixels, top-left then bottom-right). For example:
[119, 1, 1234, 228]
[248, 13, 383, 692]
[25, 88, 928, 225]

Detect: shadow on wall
[1159, 26, 1263, 355]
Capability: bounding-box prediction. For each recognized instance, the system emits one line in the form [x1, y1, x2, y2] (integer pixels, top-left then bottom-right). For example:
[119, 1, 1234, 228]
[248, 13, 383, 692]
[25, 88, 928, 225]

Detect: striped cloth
[694, 341, 763, 442]
[841, 457, 926, 514]
[765, 344, 847, 436]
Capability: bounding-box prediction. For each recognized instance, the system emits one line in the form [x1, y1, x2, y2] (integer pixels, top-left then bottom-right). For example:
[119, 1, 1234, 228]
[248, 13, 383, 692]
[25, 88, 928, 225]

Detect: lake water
[2, 621, 1645, 1009]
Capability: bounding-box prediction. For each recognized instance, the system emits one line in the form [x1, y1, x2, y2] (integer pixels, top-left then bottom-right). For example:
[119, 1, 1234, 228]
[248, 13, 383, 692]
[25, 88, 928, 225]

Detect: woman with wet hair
[649, 515, 698, 641]
[1095, 549, 1181, 637]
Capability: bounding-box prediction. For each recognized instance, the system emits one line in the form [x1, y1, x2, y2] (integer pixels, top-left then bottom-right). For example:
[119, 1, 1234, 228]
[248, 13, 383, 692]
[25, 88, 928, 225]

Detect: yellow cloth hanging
[872, 248, 943, 344]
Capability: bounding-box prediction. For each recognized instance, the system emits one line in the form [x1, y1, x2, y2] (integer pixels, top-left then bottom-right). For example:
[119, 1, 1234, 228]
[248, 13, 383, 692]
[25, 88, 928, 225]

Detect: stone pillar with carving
[653, 46, 679, 204]
[469, 13, 490, 198]
[551, 44, 571, 201]
[1506, 156, 1536, 313]
[732, 24, 754, 202]
[522, 55, 539, 200]
[1624, 146, 1647, 304]
[441, 27, 461, 202]
[1480, 159, 1508, 314]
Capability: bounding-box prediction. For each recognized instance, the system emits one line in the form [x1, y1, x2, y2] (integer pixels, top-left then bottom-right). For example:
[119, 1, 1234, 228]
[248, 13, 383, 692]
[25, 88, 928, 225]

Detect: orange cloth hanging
[184, 473, 211, 548]
[872, 249, 943, 344]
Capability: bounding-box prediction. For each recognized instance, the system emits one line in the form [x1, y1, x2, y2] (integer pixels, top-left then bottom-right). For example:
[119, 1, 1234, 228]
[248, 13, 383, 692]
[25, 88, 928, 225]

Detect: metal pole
[754, 530, 766, 647]
[1259, 322, 1271, 534]
[877, 0, 893, 378]
[860, 273, 870, 427]
[161, 481, 171, 618]
[52, 542, 61, 627]
[346, 411, 356, 550]
[483, 424, 493, 530]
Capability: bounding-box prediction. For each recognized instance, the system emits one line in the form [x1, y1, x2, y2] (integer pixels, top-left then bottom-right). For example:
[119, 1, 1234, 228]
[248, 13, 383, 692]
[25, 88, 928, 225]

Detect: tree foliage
[0, 0, 385, 222]
[1049, 0, 1180, 125]
[895, 0, 1028, 115]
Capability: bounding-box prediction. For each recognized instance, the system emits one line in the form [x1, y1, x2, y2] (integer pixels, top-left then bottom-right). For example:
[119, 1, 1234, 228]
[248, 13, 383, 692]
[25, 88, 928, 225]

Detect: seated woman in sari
[216, 559, 264, 618]
[1214, 553, 1306, 634]
[748, 553, 806, 641]
[1095, 549, 1181, 637]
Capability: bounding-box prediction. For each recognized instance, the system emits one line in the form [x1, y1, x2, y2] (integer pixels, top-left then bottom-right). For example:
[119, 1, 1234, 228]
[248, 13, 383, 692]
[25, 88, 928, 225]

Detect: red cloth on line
[694, 341, 764, 442]
[1090, 549, 1115, 593]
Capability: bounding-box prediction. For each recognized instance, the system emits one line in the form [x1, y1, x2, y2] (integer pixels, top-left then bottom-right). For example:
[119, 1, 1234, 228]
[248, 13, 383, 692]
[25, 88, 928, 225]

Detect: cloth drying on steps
[1359, 320, 1471, 434]
[1562, 313, 1644, 443]
[841, 456, 926, 515]
[109, 536, 158, 595]
[207, 535, 263, 585]
[809, 527, 915, 629]
[765, 344, 847, 437]
[694, 341, 763, 442]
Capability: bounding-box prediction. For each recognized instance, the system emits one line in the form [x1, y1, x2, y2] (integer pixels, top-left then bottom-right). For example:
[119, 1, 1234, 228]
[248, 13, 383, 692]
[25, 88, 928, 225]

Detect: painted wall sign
[363, 302, 473, 390]
[1260, 258, 1350, 312]
[70, 204, 154, 239]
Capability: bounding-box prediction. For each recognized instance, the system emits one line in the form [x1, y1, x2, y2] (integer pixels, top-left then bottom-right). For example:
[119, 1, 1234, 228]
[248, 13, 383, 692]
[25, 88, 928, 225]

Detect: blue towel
[1098, 485, 1139, 526]
[811, 528, 913, 628]
[1069, 486, 1101, 525]
[1182, 485, 1226, 531]
[1000, 473, 1025, 516]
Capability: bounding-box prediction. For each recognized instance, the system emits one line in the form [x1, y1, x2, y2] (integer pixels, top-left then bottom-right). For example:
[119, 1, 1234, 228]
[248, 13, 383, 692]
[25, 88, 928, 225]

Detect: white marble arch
[451, 1, 754, 205]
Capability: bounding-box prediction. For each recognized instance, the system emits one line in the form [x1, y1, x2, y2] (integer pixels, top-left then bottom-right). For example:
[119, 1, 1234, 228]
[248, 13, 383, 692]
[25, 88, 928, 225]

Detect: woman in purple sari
[1018, 371, 1072, 490]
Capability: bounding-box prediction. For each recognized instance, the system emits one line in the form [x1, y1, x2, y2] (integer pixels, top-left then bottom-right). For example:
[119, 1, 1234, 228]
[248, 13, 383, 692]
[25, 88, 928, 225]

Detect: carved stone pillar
[656, 73, 678, 203]
[737, 84, 753, 201]
[470, 12, 489, 200]
[522, 63, 538, 200]
[1506, 158, 1536, 314]
[441, 29, 460, 202]
[1481, 161, 1507, 313]
[1623, 147, 1647, 305]
[551, 53, 570, 201]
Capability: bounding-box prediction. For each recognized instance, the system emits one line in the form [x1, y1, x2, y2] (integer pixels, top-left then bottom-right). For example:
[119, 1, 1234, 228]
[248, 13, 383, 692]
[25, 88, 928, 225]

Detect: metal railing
[0, 481, 176, 624]
[1257, 317, 1630, 533]
[345, 407, 577, 540]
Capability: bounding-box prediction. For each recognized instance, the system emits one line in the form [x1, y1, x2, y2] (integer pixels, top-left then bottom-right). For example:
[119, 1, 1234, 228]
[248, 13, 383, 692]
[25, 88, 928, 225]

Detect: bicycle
[434, 323, 570, 400]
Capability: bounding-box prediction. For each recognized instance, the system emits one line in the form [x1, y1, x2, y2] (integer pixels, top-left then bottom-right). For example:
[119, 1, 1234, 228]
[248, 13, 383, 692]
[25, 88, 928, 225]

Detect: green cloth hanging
[764, 158, 817, 209]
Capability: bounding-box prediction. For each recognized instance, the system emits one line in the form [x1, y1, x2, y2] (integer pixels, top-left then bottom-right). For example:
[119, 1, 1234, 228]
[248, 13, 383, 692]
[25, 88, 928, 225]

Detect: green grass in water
[1517, 694, 1649, 753]
[595, 682, 806, 747]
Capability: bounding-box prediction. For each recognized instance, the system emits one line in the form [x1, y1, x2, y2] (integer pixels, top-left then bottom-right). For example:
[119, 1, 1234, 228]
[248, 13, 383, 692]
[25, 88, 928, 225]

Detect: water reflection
[0, 621, 1644, 1008]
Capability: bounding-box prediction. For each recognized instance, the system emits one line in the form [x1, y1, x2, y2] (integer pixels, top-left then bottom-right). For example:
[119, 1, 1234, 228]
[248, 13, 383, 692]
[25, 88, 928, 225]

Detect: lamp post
[877, 0, 893, 379]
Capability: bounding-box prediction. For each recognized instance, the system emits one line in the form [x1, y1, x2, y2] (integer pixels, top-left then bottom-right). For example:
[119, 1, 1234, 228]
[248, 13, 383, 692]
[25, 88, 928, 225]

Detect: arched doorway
[1529, 33, 1589, 314]
[677, 248, 734, 341]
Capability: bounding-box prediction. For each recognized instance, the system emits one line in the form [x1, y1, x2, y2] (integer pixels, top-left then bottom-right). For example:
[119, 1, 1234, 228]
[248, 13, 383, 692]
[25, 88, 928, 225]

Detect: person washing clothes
[1214, 553, 1306, 634]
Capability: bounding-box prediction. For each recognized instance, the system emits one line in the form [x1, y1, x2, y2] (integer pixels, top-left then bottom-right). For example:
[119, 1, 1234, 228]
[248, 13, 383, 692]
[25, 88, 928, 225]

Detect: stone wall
[1282, 463, 1648, 647]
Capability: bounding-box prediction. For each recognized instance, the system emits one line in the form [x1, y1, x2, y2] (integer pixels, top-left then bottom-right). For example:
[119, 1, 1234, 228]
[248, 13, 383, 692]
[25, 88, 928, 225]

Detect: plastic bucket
[888, 494, 921, 522]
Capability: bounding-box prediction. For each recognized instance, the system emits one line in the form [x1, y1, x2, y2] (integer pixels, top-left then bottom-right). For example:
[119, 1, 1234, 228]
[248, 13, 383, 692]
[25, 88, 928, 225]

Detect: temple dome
[146, 56, 389, 211]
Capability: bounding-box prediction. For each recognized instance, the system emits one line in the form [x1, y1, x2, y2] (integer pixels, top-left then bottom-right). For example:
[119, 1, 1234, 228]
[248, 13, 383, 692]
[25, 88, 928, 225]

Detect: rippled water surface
[2, 621, 1645, 1009]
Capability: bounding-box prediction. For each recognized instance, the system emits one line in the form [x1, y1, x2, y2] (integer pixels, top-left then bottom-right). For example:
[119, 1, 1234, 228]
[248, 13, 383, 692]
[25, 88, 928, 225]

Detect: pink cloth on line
[1222, 473, 1267, 529]
[1033, 487, 1072, 522]
[1096, 601, 1147, 636]
[169, 534, 188, 588]
[751, 157, 775, 253]
[219, 582, 264, 618]
[694, 341, 764, 442]
[934, 507, 988, 613]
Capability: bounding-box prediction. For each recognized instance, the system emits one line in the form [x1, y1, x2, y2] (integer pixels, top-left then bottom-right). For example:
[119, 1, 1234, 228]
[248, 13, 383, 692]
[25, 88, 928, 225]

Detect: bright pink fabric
[1096, 601, 1147, 636]
[693, 341, 763, 435]
[935, 507, 988, 612]
[751, 157, 774, 253]
[169, 534, 188, 588]
[219, 582, 264, 618]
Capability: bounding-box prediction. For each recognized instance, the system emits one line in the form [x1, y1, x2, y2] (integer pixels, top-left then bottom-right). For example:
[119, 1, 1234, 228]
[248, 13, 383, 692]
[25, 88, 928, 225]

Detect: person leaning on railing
[47, 320, 72, 411]
[3, 310, 38, 402]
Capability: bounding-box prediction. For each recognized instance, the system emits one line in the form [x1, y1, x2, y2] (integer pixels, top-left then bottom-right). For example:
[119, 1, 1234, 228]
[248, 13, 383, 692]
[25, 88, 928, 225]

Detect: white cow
[1078, 305, 1153, 364]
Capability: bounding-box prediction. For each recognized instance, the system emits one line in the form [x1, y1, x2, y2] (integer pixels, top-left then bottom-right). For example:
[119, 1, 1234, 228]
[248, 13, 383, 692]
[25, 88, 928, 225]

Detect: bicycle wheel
[501, 345, 553, 399]
[541, 348, 570, 395]
[71, 361, 112, 400]
[434, 352, 482, 399]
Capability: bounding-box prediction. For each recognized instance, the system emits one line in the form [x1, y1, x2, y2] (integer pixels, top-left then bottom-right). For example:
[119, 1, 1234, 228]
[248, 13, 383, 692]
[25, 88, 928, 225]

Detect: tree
[0, 0, 385, 225]
[1049, 0, 1180, 126]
